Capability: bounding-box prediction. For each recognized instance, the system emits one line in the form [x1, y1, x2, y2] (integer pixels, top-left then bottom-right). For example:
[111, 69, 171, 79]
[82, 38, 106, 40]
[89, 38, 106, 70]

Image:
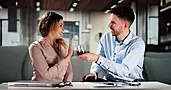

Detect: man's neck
[116, 30, 130, 43]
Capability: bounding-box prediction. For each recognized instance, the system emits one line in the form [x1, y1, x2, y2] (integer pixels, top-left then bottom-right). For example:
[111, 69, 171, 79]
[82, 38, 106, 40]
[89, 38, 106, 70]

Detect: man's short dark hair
[110, 6, 135, 25]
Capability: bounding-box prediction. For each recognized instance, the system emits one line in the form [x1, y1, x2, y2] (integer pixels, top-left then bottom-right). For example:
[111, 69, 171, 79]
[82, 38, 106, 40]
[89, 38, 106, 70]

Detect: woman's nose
[62, 27, 65, 31]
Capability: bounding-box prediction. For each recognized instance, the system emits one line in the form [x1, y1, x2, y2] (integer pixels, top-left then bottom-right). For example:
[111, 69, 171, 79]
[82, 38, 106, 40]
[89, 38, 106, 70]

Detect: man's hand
[81, 72, 97, 82]
[85, 72, 97, 80]
[78, 53, 99, 62]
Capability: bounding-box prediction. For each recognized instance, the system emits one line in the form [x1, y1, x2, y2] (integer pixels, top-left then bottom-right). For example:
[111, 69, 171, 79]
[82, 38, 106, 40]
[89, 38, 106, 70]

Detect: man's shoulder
[131, 33, 144, 42]
[130, 34, 145, 47]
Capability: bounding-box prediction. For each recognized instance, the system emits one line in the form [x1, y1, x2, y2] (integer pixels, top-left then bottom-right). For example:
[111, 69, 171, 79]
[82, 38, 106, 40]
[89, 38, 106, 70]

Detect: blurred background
[1, 0, 169, 52]
[0, 0, 171, 82]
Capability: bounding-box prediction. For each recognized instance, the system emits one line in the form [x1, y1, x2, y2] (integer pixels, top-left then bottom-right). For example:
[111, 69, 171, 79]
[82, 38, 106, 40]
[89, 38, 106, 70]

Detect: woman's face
[51, 19, 64, 39]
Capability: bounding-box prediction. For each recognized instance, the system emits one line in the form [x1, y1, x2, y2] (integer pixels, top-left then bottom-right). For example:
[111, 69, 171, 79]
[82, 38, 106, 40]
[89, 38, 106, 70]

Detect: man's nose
[108, 23, 111, 27]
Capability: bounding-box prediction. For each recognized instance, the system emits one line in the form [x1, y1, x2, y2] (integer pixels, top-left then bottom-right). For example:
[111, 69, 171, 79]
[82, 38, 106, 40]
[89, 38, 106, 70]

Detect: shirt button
[114, 53, 116, 56]
[98, 62, 101, 65]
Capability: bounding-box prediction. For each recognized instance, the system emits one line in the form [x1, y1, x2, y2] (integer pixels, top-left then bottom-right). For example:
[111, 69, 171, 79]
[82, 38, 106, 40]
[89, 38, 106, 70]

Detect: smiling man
[78, 6, 145, 82]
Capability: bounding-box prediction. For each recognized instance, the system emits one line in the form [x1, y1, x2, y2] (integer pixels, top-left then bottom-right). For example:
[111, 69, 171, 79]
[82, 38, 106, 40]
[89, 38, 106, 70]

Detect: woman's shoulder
[29, 41, 41, 50]
[29, 38, 47, 48]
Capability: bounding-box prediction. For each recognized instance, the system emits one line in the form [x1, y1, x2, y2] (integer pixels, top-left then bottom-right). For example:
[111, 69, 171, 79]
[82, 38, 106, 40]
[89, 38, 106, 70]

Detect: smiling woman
[28, 11, 73, 82]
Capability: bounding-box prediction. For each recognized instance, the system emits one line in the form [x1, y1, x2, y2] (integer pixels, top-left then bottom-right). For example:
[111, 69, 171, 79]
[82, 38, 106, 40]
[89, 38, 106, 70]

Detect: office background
[0, 0, 171, 83]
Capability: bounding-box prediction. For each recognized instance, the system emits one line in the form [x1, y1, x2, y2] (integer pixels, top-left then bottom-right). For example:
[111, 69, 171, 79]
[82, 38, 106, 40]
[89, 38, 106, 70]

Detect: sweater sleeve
[29, 44, 68, 80]
[63, 62, 73, 82]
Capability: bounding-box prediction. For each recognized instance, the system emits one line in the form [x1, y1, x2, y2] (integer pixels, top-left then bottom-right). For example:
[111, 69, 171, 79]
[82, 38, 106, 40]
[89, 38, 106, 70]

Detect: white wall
[90, 12, 110, 53]
[1, 7, 140, 51]
[130, 1, 137, 35]
[0, 5, 143, 51]
[2, 21, 20, 46]
[0, 9, 8, 19]
[0, 9, 20, 19]
[0, 8, 112, 53]
[39, 10, 81, 22]
[0, 9, 21, 46]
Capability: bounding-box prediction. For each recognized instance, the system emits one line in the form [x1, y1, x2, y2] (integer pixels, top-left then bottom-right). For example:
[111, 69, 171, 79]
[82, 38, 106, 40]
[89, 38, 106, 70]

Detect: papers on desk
[8, 82, 123, 88]
[8, 82, 56, 87]
[5, 82, 171, 89]
[8, 81, 127, 89]
[110, 73, 134, 82]
[73, 82, 124, 88]
[8, 81, 73, 89]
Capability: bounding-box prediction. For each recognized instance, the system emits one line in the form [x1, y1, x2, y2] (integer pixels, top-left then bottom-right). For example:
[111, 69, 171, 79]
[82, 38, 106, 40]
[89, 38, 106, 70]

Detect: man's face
[108, 14, 125, 36]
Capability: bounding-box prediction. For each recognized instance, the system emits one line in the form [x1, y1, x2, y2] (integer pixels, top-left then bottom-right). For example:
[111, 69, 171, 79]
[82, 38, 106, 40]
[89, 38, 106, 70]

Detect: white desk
[0, 81, 171, 90]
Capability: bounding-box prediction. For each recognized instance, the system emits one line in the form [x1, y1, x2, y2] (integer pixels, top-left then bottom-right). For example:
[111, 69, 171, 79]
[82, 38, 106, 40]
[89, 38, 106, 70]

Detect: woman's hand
[65, 38, 73, 62]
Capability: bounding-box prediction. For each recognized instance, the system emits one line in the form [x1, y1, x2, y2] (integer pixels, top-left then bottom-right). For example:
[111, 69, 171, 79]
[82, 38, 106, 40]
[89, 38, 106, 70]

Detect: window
[147, 17, 158, 45]
[1, 20, 20, 46]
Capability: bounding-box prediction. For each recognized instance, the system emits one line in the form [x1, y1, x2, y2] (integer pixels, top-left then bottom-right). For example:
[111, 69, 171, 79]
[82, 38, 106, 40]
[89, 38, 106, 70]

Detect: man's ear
[124, 22, 129, 28]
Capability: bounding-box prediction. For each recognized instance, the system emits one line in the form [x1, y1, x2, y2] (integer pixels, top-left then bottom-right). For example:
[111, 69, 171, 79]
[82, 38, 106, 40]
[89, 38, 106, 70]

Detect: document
[8, 81, 59, 87]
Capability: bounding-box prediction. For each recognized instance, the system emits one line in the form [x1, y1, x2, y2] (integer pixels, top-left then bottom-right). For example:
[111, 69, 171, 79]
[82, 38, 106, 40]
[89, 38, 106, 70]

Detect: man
[78, 6, 145, 82]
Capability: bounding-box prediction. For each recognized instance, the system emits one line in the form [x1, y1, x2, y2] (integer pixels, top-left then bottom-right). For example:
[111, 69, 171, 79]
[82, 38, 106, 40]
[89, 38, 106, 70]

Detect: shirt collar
[114, 32, 133, 45]
[122, 32, 133, 45]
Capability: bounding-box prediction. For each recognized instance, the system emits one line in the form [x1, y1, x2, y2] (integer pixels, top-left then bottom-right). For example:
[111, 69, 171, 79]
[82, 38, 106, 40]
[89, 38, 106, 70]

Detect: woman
[29, 12, 73, 82]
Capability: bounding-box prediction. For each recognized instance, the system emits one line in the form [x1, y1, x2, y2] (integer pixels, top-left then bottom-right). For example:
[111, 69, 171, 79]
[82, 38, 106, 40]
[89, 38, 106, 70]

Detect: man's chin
[112, 34, 116, 36]
[111, 32, 116, 36]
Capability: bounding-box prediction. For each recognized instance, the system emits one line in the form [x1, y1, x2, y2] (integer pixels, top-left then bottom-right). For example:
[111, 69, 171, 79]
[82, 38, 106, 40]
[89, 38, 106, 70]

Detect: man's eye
[111, 21, 115, 24]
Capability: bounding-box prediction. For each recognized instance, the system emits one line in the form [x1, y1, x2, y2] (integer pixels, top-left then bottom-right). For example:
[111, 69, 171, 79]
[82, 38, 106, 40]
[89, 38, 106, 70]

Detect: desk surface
[0, 81, 171, 90]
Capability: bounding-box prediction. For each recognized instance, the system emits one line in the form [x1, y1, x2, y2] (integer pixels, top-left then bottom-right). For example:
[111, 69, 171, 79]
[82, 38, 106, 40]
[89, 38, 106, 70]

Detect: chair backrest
[22, 52, 33, 80]
[145, 52, 171, 59]
[0, 46, 32, 83]
[143, 57, 171, 84]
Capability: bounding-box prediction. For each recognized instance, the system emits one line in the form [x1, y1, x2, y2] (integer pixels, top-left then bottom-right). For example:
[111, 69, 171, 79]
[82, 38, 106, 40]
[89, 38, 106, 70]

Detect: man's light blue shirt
[90, 32, 145, 81]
